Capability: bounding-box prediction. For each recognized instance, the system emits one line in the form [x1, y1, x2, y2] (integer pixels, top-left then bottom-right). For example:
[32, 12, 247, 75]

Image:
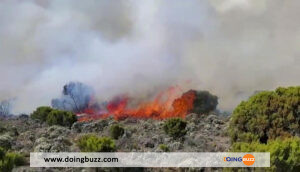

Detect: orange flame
[77, 86, 196, 121]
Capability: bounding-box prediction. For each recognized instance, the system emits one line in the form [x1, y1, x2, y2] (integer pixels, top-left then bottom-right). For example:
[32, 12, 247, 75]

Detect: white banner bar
[30, 152, 270, 167]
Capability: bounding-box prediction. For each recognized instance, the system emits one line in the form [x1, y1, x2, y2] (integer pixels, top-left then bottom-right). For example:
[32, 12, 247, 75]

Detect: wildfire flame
[77, 86, 196, 121]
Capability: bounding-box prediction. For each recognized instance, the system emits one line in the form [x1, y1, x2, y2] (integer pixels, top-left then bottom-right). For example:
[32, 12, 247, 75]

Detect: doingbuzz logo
[224, 154, 255, 166]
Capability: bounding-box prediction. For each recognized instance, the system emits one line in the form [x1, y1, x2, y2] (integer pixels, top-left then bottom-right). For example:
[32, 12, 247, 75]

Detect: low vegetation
[159, 144, 170, 152]
[0, 134, 13, 150]
[77, 135, 116, 152]
[0, 147, 26, 172]
[231, 137, 300, 172]
[109, 124, 125, 139]
[31, 106, 77, 127]
[163, 118, 187, 138]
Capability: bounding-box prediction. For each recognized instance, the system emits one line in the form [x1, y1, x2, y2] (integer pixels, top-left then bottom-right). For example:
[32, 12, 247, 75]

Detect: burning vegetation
[52, 82, 218, 121]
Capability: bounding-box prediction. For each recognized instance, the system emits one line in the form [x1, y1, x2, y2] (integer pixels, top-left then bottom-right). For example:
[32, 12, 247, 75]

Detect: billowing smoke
[51, 82, 95, 113]
[0, 0, 299, 114]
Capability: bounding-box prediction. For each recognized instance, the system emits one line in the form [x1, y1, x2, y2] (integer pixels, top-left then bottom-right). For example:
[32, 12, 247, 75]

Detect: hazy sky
[0, 0, 299, 114]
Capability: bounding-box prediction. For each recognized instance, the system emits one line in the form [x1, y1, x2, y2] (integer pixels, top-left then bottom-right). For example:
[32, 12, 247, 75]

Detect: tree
[177, 90, 218, 115]
[0, 100, 12, 117]
[51, 82, 95, 113]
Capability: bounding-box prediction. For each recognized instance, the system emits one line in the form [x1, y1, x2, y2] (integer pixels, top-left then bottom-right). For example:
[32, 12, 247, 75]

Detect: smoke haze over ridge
[0, 0, 299, 114]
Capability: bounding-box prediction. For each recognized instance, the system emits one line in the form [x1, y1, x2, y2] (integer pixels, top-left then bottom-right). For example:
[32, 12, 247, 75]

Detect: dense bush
[231, 137, 300, 172]
[0, 147, 26, 172]
[30, 106, 53, 121]
[31, 106, 77, 127]
[163, 118, 187, 138]
[46, 110, 77, 127]
[77, 135, 116, 152]
[173, 90, 218, 115]
[110, 124, 125, 139]
[229, 86, 300, 143]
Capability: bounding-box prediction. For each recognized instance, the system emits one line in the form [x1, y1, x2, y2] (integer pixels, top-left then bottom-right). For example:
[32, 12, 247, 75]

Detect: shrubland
[0, 147, 26, 172]
[46, 110, 77, 128]
[31, 106, 77, 127]
[231, 137, 300, 172]
[2, 85, 299, 171]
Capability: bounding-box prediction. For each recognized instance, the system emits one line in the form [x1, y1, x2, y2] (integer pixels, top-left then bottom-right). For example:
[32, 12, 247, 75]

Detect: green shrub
[4, 152, 26, 166]
[0, 134, 13, 150]
[30, 106, 53, 121]
[30, 107, 77, 127]
[231, 137, 300, 172]
[77, 135, 116, 152]
[0, 148, 26, 172]
[163, 118, 187, 138]
[159, 144, 170, 152]
[229, 86, 300, 143]
[46, 110, 77, 127]
[110, 124, 125, 139]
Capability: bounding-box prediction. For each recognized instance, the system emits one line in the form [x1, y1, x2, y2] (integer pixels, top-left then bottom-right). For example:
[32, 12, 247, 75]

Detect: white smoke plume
[0, 0, 299, 114]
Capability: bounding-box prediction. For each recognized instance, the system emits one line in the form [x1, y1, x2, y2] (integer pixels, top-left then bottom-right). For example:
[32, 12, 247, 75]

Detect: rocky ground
[0, 113, 230, 172]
